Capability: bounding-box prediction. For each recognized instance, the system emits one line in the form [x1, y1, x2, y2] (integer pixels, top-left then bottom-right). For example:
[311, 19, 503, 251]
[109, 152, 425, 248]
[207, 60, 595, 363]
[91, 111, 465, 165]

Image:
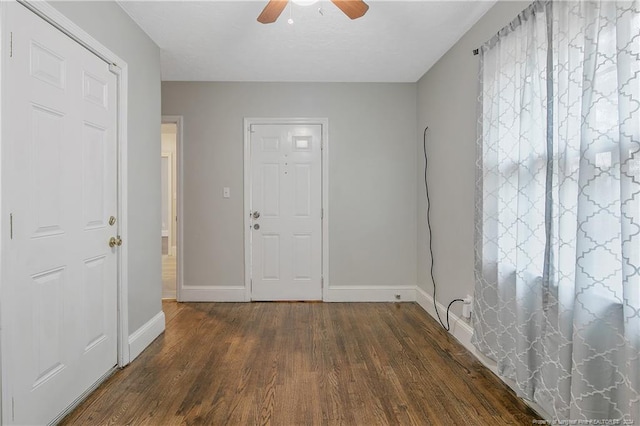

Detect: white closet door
[4, 3, 118, 424]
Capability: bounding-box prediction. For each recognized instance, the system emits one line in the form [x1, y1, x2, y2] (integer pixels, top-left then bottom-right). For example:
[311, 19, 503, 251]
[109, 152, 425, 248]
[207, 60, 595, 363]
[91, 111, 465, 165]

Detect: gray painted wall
[52, 2, 162, 333]
[161, 82, 417, 292]
[416, 1, 531, 316]
[47, 0, 527, 328]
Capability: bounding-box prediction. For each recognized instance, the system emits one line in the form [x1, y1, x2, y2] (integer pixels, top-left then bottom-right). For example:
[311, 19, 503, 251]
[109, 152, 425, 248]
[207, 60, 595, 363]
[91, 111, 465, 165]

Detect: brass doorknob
[109, 236, 123, 248]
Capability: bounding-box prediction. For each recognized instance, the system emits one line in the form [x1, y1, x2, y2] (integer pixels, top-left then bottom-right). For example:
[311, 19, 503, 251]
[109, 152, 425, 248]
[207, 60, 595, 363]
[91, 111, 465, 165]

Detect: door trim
[161, 116, 183, 302]
[0, 1, 129, 421]
[243, 118, 329, 302]
[160, 153, 173, 250]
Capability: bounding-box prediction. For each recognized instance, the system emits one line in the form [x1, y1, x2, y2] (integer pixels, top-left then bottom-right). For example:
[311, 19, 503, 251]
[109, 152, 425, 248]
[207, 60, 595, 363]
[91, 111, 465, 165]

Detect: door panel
[261, 163, 281, 217]
[4, 4, 118, 424]
[250, 124, 322, 300]
[30, 41, 66, 89]
[83, 123, 108, 229]
[83, 255, 108, 351]
[293, 234, 312, 279]
[31, 268, 65, 387]
[293, 165, 311, 216]
[31, 105, 66, 238]
[261, 234, 281, 280]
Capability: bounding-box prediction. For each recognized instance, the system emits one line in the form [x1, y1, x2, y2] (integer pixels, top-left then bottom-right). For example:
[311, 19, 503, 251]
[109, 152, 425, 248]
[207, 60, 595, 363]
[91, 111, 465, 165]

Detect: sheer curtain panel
[473, 0, 640, 422]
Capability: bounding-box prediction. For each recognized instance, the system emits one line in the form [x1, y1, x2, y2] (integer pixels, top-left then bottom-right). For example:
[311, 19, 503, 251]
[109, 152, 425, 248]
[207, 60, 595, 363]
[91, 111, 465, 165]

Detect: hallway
[162, 254, 176, 299]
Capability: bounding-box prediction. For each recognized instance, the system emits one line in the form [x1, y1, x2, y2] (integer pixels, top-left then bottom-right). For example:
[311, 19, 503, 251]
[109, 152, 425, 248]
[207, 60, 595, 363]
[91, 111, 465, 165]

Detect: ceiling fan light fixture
[292, 0, 319, 6]
[257, 0, 368, 24]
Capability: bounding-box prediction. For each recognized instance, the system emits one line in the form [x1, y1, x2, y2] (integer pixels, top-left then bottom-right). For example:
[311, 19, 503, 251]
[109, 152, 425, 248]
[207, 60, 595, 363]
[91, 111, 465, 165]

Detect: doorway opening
[161, 122, 178, 299]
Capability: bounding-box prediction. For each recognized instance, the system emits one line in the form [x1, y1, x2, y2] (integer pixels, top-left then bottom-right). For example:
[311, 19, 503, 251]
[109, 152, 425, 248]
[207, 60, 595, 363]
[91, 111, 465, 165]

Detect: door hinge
[321, 208, 324, 220]
[10, 213, 13, 239]
[10, 32, 13, 58]
[321, 276, 324, 288]
[248, 125, 255, 133]
[12, 397, 15, 421]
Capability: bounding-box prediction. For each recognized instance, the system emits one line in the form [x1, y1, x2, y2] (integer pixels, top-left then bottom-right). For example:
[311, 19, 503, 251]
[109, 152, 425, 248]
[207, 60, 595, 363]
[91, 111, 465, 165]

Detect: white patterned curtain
[473, 0, 640, 422]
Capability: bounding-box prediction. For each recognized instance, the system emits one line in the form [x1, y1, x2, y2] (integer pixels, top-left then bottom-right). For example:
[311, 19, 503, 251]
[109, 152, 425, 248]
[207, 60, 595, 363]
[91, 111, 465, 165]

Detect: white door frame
[162, 116, 184, 302]
[0, 0, 130, 421]
[243, 118, 329, 301]
[161, 152, 173, 252]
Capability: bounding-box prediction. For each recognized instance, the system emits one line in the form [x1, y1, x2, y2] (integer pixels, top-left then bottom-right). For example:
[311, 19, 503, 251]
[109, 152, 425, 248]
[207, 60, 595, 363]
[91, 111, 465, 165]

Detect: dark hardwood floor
[61, 302, 540, 425]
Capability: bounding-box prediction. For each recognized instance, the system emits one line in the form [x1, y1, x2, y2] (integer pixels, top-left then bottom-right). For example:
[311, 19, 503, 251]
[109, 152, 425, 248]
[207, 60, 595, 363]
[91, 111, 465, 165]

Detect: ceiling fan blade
[330, 0, 369, 20]
[257, 0, 289, 24]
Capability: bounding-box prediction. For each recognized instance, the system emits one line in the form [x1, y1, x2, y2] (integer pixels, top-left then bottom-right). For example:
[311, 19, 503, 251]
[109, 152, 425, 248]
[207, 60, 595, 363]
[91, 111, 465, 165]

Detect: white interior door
[249, 123, 322, 300]
[3, 3, 118, 424]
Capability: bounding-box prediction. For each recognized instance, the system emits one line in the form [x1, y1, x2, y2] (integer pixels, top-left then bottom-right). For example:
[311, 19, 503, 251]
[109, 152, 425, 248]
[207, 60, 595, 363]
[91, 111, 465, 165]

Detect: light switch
[223, 187, 230, 198]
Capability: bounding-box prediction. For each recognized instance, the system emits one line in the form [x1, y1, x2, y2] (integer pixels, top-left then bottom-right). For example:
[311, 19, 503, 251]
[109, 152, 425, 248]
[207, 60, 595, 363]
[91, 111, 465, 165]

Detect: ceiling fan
[257, 0, 369, 24]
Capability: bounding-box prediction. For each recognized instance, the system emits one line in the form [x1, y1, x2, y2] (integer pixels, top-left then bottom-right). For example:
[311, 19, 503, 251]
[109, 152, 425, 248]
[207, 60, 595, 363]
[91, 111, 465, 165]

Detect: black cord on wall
[423, 126, 463, 331]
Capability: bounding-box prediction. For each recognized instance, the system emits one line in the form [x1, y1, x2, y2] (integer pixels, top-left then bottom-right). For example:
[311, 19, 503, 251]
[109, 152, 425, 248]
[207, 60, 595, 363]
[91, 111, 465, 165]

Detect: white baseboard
[415, 286, 474, 347]
[323, 285, 416, 302]
[415, 286, 550, 420]
[179, 285, 247, 302]
[128, 310, 165, 362]
[177, 285, 416, 302]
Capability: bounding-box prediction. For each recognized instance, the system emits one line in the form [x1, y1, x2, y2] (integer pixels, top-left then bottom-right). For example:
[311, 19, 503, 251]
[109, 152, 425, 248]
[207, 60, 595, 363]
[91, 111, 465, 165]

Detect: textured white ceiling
[117, 0, 496, 82]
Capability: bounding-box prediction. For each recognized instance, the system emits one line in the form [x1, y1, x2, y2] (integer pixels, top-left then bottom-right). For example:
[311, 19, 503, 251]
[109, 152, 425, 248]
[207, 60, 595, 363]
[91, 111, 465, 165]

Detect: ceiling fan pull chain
[288, 1, 294, 25]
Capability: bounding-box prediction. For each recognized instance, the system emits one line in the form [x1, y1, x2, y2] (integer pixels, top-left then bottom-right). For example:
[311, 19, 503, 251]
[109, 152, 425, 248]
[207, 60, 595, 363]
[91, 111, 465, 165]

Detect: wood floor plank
[61, 301, 540, 425]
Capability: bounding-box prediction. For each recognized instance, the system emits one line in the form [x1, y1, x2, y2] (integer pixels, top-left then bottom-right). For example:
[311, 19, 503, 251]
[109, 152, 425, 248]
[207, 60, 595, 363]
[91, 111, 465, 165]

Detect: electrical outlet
[462, 294, 473, 319]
